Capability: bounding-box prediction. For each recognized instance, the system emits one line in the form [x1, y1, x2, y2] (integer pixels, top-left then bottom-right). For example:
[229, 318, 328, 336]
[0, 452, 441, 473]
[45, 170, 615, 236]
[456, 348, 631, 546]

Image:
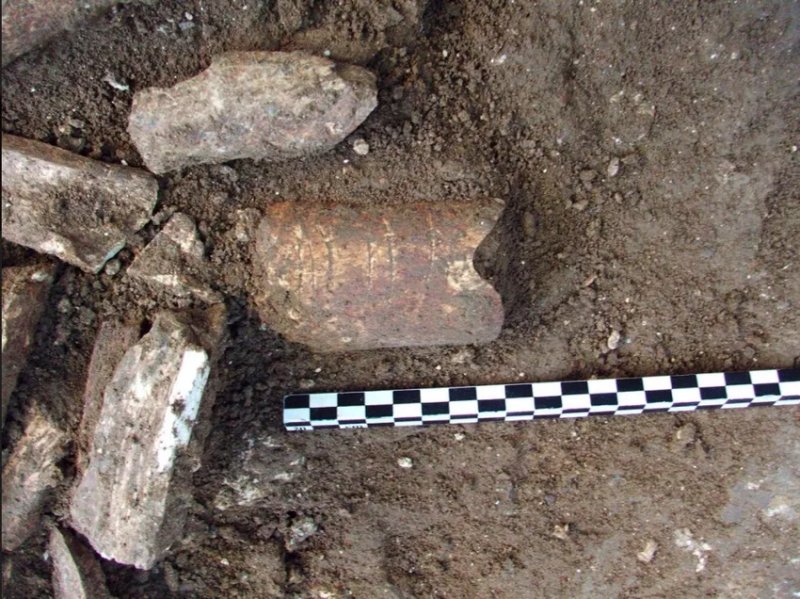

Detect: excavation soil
[2, 1, 799, 597]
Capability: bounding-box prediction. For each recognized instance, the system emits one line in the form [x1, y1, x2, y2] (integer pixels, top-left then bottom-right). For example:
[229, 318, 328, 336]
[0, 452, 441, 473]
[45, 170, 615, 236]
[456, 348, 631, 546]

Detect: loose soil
[2, 1, 799, 597]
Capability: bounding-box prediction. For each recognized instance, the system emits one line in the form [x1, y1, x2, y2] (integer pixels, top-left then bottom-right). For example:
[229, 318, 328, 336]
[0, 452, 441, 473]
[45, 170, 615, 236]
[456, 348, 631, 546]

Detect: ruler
[284, 368, 800, 431]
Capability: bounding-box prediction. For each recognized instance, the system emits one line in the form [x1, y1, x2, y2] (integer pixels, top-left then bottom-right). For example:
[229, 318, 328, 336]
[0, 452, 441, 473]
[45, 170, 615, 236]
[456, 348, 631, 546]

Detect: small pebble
[104, 259, 121, 276]
[607, 157, 620, 177]
[552, 523, 569, 540]
[572, 199, 589, 212]
[637, 539, 658, 563]
[607, 330, 621, 350]
[397, 457, 413, 469]
[57, 297, 72, 313]
[103, 73, 129, 92]
[352, 139, 369, 155]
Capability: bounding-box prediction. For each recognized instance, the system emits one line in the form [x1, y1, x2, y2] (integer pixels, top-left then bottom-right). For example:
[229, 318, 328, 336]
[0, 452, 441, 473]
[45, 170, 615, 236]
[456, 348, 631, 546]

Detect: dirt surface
[2, 0, 799, 597]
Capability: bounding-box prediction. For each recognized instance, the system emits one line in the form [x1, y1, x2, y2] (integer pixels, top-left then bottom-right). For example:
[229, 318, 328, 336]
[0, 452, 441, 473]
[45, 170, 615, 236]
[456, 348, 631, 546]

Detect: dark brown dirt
[2, 0, 799, 597]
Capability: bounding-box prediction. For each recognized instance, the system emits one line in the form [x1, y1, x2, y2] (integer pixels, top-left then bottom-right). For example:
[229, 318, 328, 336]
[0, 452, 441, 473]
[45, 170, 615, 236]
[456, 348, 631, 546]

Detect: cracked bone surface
[127, 51, 377, 174]
[252, 200, 504, 351]
[1, 134, 157, 273]
[69, 307, 225, 569]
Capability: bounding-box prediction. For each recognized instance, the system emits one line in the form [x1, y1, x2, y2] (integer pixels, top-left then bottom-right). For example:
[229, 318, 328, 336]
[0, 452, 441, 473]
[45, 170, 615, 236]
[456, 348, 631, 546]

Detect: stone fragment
[2, 0, 125, 66]
[127, 213, 221, 303]
[49, 527, 111, 599]
[69, 307, 226, 569]
[285, 517, 317, 551]
[214, 433, 305, 511]
[637, 539, 658, 564]
[127, 51, 378, 174]
[352, 138, 370, 155]
[2, 410, 68, 551]
[253, 200, 504, 351]
[76, 320, 141, 472]
[1, 264, 56, 425]
[2, 135, 157, 273]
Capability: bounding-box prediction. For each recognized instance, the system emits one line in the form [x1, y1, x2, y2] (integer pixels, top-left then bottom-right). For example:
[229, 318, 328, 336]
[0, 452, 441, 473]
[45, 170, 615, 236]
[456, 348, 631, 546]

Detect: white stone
[69, 308, 225, 568]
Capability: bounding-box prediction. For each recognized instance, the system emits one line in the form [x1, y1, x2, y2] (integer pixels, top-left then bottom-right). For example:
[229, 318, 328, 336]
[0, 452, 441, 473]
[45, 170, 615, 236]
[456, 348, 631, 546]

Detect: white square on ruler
[697, 372, 726, 387]
[672, 388, 701, 403]
[420, 387, 450, 402]
[561, 411, 589, 418]
[506, 397, 534, 413]
[781, 381, 800, 396]
[365, 390, 394, 405]
[726, 385, 755, 400]
[669, 405, 697, 413]
[309, 393, 338, 408]
[476, 385, 507, 400]
[751, 369, 779, 384]
[643, 376, 672, 390]
[506, 414, 534, 422]
[337, 406, 366, 421]
[562, 395, 591, 410]
[531, 382, 561, 396]
[393, 403, 421, 419]
[284, 408, 310, 424]
[586, 379, 617, 394]
[617, 391, 646, 407]
[450, 400, 479, 416]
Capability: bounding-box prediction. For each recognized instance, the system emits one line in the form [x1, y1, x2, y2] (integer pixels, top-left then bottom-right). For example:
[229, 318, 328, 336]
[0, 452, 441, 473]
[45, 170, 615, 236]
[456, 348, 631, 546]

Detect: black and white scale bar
[284, 368, 800, 431]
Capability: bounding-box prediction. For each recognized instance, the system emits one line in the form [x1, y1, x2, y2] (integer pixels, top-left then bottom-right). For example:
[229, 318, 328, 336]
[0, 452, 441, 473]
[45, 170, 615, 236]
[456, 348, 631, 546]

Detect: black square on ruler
[778, 368, 800, 382]
[310, 407, 337, 421]
[366, 404, 393, 418]
[591, 393, 618, 406]
[617, 378, 644, 392]
[450, 387, 477, 401]
[754, 383, 781, 397]
[724, 371, 751, 385]
[394, 389, 421, 403]
[535, 396, 562, 410]
[645, 389, 672, 403]
[478, 399, 506, 412]
[561, 381, 589, 395]
[422, 402, 450, 415]
[338, 392, 365, 406]
[699, 386, 726, 400]
[284, 394, 310, 409]
[671, 374, 698, 389]
[505, 384, 533, 398]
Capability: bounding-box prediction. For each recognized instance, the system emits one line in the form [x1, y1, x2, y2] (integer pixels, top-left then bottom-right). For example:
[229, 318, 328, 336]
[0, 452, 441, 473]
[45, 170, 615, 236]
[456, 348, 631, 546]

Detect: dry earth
[2, 0, 799, 597]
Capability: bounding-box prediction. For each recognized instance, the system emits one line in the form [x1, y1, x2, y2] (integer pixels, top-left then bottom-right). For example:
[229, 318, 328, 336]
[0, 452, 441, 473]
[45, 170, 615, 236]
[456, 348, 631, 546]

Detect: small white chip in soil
[552, 523, 570, 540]
[607, 330, 621, 350]
[637, 539, 658, 563]
[397, 457, 413, 469]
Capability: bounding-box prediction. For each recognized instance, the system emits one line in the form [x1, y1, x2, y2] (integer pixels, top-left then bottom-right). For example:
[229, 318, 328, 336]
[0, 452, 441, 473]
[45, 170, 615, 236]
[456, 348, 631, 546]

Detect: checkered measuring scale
[283, 368, 800, 431]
